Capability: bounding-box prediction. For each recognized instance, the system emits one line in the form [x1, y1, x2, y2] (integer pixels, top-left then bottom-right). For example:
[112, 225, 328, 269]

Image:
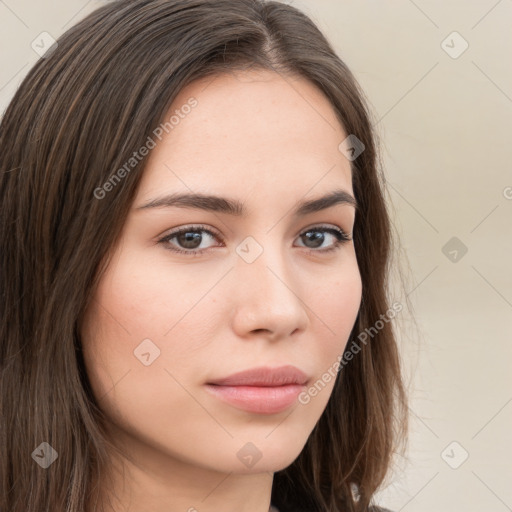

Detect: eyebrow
[135, 188, 357, 216]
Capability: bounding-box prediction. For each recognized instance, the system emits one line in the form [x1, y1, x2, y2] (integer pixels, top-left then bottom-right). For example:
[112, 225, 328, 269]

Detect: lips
[207, 365, 308, 386]
[205, 365, 309, 414]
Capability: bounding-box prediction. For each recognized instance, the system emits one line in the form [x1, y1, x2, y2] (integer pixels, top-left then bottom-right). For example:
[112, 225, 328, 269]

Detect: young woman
[0, 1, 408, 511]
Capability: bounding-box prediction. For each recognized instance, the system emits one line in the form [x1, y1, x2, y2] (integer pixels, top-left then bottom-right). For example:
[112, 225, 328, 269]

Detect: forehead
[137, 69, 353, 203]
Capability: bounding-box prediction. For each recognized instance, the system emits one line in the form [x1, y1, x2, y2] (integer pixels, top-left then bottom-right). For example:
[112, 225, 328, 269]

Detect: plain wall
[1, 1, 511, 510]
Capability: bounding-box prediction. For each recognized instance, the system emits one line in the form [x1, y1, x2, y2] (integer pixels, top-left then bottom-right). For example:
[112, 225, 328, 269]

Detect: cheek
[316, 261, 362, 339]
[79, 252, 215, 402]
[85, 249, 198, 342]
[79, 257, 163, 401]
[79, 274, 194, 443]
[307, 262, 362, 386]
[291, 267, 362, 421]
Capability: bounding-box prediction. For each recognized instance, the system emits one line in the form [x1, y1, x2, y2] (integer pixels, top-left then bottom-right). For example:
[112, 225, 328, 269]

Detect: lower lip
[204, 384, 305, 414]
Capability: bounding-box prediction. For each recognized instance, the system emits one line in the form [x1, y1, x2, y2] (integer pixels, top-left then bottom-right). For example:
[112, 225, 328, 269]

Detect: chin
[227, 431, 310, 474]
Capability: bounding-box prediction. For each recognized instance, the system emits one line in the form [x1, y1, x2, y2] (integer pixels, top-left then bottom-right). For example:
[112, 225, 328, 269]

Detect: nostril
[252, 329, 270, 334]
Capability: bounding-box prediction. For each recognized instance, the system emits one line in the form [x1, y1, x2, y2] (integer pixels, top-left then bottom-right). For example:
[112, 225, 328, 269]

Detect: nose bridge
[236, 232, 294, 296]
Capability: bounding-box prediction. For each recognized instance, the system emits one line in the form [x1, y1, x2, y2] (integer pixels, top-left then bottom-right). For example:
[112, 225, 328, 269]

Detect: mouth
[204, 365, 309, 414]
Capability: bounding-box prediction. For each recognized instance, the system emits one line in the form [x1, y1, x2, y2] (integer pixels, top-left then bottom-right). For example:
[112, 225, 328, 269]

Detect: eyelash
[157, 224, 352, 258]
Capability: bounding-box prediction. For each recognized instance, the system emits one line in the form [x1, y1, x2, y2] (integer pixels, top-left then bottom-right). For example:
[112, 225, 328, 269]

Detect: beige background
[1, 1, 511, 510]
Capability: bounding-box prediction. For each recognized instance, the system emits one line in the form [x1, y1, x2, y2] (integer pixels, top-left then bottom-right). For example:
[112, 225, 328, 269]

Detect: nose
[230, 243, 309, 341]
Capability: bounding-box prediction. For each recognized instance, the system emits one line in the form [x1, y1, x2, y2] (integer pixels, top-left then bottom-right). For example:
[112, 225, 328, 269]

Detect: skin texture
[80, 69, 363, 512]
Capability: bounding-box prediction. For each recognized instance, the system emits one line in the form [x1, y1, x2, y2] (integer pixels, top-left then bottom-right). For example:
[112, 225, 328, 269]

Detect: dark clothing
[270, 506, 394, 512]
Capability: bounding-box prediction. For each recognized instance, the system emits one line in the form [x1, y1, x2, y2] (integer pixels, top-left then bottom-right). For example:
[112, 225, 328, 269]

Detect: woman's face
[81, 69, 362, 478]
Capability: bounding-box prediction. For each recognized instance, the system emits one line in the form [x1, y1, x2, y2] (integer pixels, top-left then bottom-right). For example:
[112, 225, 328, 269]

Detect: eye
[157, 224, 352, 257]
[296, 225, 352, 254]
[158, 224, 220, 257]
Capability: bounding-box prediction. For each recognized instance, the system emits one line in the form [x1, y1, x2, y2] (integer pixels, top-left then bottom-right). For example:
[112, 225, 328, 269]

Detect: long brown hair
[0, 1, 408, 511]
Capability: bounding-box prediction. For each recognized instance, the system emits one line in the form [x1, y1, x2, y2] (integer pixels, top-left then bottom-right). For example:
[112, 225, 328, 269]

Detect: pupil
[179, 232, 201, 249]
[305, 231, 323, 248]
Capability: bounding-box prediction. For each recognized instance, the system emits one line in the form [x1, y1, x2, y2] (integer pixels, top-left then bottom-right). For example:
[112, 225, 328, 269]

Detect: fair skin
[81, 69, 362, 512]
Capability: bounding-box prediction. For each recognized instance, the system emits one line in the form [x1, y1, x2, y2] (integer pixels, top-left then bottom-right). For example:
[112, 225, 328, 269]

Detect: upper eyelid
[161, 222, 351, 238]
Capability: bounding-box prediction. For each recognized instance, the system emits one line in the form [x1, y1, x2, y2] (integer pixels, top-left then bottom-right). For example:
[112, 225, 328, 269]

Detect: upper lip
[207, 365, 308, 387]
